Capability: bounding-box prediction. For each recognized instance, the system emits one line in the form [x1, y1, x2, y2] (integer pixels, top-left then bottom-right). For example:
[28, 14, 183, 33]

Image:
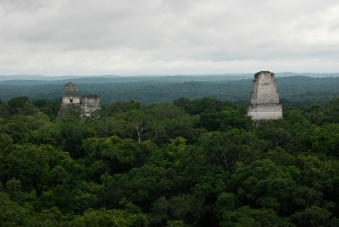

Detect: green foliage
[0, 192, 31, 227]
[197, 108, 252, 131]
[32, 98, 61, 118]
[152, 194, 205, 225]
[290, 206, 334, 227]
[221, 206, 295, 227]
[310, 124, 339, 157]
[7, 96, 36, 115]
[100, 100, 141, 117]
[166, 220, 187, 227]
[231, 159, 297, 215]
[69, 206, 148, 227]
[197, 130, 265, 169]
[5, 144, 50, 192]
[1, 95, 339, 226]
[0, 100, 10, 118]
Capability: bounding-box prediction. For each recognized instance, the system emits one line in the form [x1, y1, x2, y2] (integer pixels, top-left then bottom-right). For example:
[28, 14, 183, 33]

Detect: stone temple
[81, 94, 100, 117]
[247, 71, 282, 122]
[58, 82, 81, 115]
[58, 82, 100, 117]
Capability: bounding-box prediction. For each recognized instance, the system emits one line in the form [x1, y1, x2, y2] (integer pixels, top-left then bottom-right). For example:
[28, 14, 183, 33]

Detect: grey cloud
[0, 0, 338, 75]
[0, 0, 49, 13]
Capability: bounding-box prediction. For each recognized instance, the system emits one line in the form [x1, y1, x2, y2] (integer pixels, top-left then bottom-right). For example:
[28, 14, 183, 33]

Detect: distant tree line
[1, 76, 339, 106]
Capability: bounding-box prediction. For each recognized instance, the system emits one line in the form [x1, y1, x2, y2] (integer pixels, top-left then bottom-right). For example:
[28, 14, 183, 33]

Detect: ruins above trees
[58, 82, 100, 117]
[247, 71, 283, 122]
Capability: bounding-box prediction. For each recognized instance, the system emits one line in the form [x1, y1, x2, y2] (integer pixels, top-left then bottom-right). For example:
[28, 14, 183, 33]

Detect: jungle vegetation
[2, 92, 339, 226]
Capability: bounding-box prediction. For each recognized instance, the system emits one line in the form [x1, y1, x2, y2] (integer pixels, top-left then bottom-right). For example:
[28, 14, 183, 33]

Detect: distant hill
[1, 76, 339, 106]
[1, 72, 338, 84]
[0, 74, 254, 85]
[0, 74, 126, 81]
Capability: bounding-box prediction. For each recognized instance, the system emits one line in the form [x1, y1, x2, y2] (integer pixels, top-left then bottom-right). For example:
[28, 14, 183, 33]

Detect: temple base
[247, 104, 282, 121]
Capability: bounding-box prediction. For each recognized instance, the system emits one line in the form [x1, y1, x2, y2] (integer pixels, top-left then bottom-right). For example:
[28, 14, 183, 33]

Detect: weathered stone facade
[58, 82, 100, 117]
[58, 82, 81, 115]
[81, 94, 100, 117]
[247, 71, 282, 122]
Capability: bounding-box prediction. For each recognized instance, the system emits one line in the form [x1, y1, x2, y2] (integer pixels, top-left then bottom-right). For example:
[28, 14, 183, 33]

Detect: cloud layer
[1, 0, 339, 75]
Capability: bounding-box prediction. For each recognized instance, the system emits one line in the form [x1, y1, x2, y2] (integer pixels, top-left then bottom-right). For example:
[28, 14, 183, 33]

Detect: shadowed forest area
[1, 76, 339, 105]
[2, 76, 339, 226]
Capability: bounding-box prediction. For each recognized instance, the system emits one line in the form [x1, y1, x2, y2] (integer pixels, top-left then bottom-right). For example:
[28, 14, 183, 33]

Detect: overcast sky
[0, 0, 339, 76]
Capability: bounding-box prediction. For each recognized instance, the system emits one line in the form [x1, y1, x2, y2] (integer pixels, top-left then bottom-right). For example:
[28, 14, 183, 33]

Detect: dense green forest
[2, 93, 339, 226]
[1, 76, 339, 105]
